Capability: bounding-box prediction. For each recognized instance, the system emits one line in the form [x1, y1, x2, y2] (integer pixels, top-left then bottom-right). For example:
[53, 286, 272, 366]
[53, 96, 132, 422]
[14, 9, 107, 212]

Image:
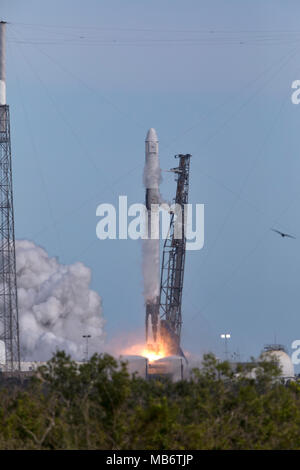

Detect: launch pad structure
[0, 22, 20, 372]
[147, 153, 191, 358]
[159, 154, 191, 357]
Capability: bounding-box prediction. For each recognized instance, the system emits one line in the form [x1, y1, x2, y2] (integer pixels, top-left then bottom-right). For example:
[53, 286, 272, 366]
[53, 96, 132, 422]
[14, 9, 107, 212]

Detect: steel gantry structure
[0, 22, 20, 372]
[158, 154, 191, 356]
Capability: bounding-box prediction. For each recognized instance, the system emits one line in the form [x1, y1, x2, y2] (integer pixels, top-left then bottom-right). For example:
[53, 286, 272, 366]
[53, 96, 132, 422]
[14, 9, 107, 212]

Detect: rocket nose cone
[145, 128, 158, 142]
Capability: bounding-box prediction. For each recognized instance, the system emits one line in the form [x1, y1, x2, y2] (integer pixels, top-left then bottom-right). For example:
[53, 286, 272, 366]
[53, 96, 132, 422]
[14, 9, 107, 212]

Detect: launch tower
[0, 21, 20, 371]
[158, 154, 191, 356]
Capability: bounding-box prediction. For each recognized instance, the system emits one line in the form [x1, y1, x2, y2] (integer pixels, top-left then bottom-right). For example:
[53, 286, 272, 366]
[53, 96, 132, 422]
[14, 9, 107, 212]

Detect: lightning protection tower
[0, 21, 20, 372]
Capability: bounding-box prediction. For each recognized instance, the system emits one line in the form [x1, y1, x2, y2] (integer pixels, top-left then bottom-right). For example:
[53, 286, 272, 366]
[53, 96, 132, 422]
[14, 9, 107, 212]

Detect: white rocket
[145, 128, 160, 215]
[143, 128, 160, 344]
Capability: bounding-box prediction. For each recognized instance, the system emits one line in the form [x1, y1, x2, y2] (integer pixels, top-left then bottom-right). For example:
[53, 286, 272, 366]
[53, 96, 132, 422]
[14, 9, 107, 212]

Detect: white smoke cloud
[16, 240, 105, 361]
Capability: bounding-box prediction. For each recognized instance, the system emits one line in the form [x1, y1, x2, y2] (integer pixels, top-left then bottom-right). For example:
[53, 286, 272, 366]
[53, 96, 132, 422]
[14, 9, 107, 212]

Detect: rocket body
[145, 128, 160, 211]
[143, 128, 160, 344]
[144, 128, 160, 241]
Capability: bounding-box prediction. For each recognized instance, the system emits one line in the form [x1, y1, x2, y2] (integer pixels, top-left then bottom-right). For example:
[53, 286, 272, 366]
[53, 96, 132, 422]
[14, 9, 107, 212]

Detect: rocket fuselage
[144, 128, 160, 344]
[145, 128, 160, 211]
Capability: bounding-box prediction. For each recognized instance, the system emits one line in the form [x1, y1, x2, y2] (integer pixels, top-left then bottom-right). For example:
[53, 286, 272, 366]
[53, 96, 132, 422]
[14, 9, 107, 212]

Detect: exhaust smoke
[16, 240, 105, 361]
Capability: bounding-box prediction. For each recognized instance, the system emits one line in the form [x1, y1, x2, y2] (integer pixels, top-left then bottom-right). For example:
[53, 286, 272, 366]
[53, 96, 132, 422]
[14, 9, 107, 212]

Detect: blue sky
[3, 0, 300, 366]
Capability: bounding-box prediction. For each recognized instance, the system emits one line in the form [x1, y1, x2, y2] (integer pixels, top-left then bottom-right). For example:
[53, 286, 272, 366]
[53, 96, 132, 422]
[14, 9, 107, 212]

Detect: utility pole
[83, 334, 91, 362]
[0, 21, 20, 372]
[220, 333, 231, 360]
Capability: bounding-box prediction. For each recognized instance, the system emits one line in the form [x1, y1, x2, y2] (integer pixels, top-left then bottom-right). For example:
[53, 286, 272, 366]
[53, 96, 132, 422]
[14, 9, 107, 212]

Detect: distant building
[261, 344, 295, 380]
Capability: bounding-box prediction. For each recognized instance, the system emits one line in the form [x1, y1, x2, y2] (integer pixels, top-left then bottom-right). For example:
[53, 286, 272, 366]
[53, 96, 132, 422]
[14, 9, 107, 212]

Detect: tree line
[0, 351, 299, 449]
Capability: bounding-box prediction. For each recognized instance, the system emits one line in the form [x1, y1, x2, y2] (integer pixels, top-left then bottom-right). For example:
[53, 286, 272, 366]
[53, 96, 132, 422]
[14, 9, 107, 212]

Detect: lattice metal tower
[0, 21, 20, 371]
[158, 154, 191, 356]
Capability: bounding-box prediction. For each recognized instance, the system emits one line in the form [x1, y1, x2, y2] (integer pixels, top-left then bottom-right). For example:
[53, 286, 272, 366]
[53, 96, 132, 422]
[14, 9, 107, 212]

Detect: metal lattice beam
[158, 154, 191, 356]
[0, 104, 20, 371]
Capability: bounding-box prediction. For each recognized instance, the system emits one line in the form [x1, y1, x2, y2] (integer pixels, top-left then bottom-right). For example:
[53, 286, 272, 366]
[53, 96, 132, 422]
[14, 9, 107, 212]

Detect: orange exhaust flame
[121, 342, 167, 363]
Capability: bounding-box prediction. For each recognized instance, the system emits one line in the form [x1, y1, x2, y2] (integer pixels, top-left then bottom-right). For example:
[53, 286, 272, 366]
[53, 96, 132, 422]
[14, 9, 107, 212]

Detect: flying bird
[271, 228, 296, 239]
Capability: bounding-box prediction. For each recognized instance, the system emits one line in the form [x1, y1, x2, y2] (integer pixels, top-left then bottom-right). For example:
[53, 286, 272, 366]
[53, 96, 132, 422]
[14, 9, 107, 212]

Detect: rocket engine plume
[143, 128, 161, 346]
